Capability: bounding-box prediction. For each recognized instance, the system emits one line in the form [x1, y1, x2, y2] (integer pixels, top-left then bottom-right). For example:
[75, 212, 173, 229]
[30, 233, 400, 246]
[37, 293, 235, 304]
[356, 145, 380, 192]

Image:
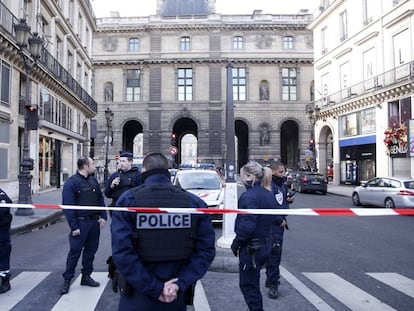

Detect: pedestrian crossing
[2, 270, 413, 310]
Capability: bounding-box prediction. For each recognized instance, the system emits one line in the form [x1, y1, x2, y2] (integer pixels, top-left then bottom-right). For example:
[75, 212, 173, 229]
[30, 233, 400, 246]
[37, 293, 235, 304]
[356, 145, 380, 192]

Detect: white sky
[91, 0, 319, 18]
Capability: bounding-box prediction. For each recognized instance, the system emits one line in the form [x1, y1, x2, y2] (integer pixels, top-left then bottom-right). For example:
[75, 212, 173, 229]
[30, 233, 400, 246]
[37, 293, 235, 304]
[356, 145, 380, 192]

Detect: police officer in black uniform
[60, 157, 107, 295]
[111, 152, 216, 311]
[105, 152, 140, 207]
[265, 160, 293, 299]
[0, 188, 12, 294]
[231, 162, 277, 311]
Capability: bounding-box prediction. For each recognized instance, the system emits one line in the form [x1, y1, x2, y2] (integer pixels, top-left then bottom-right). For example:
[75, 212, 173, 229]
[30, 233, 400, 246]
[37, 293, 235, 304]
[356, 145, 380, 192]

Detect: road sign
[169, 146, 178, 155]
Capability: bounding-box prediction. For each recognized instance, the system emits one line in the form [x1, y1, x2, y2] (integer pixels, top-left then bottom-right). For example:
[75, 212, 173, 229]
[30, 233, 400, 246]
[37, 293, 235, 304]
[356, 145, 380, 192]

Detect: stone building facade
[0, 0, 97, 197]
[93, 0, 315, 172]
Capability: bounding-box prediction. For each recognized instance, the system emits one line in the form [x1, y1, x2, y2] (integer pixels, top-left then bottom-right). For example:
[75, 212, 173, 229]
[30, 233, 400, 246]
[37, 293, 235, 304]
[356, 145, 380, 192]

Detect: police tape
[1, 203, 414, 216]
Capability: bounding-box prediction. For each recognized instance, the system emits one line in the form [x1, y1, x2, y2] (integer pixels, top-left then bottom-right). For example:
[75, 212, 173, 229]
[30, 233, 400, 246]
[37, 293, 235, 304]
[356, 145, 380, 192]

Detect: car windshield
[176, 172, 221, 190]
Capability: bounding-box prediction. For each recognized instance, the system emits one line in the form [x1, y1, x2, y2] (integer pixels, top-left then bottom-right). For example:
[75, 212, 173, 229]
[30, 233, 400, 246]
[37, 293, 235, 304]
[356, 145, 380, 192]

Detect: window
[232, 67, 246, 101]
[129, 38, 140, 52]
[339, 10, 348, 41]
[0, 60, 11, 106]
[177, 68, 193, 101]
[282, 68, 297, 101]
[362, 0, 373, 25]
[388, 98, 411, 129]
[233, 36, 243, 50]
[321, 26, 328, 54]
[283, 36, 294, 49]
[126, 69, 141, 102]
[180, 36, 190, 51]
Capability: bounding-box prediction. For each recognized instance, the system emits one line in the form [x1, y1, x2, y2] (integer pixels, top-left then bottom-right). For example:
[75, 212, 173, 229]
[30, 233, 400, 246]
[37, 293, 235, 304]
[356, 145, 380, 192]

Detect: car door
[361, 178, 381, 205]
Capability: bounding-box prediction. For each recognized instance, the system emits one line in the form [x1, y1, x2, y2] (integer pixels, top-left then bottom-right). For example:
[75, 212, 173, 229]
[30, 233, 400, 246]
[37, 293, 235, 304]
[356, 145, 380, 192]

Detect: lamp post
[305, 103, 320, 172]
[217, 62, 237, 248]
[14, 19, 43, 216]
[103, 107, 113, 182]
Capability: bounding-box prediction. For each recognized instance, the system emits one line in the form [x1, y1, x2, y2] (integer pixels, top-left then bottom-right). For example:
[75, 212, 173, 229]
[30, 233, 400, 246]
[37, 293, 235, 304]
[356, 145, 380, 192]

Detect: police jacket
[270, 175, 290, 238]
[234, 183, 277, 245]
[104, 167, 139, 206]
[111, 169, 216, 301]
[0, 188, 12, 229]
[62, 172, 107, 231]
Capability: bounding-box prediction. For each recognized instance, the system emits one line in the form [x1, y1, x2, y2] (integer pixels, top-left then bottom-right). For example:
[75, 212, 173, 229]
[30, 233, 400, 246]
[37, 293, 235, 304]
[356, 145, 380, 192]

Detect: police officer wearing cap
[265, 160, 293, 299]
[60, 157, 107, 295]
[105, 152, 140, 208]
[111, 152, 215, 311]
[231, 162, 277, 311]
[0, 188, 12, 294]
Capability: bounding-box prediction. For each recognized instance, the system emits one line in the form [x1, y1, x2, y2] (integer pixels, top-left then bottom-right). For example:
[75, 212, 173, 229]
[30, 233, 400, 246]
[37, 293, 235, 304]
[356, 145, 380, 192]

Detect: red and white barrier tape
[1, 203, 413, 216]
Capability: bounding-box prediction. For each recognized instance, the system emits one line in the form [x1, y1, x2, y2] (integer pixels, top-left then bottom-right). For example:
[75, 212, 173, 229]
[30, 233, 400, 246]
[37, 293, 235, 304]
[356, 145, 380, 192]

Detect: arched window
[283, 36, 294, 49]
[104, 82, 113, 102]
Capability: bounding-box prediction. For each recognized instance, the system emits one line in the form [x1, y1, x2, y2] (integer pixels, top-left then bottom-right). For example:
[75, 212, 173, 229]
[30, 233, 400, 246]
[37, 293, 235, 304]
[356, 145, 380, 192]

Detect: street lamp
[14, 19, 44, 216]
[305, 103, 320, 172]
[103, 107, 114, 182]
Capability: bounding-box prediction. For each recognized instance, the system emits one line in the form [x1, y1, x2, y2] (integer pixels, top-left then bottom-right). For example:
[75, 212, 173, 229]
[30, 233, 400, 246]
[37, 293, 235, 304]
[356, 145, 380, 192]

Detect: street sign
[169, 146, 178, 155]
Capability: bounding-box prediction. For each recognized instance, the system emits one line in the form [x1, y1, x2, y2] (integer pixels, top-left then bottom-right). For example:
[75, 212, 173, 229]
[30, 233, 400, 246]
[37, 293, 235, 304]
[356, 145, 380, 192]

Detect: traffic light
[308, 139, 315, 151]
[171, 133, 177, 146]
[25, 103, 38, 130]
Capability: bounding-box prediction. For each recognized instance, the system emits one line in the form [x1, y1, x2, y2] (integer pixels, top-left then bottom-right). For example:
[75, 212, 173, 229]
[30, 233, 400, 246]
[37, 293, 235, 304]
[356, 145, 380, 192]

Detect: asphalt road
[6, 192, 414, 311]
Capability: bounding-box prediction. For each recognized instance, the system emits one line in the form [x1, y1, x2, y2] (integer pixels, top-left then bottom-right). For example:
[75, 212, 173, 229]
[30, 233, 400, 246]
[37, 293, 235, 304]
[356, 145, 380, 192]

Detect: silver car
[352, 177, 414, 208]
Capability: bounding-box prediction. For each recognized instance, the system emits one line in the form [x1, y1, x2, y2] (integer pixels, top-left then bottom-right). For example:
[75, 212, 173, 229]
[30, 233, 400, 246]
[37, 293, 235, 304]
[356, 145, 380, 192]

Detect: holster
[247, 238, 266, 269]
[106, 256, 133, 296]
[184, 282, 196, 305]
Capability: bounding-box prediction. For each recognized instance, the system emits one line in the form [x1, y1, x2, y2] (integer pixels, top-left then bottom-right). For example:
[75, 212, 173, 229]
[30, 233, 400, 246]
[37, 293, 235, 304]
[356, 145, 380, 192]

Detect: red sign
[115, 155, 119, 160]
[169, 146, 178, 155]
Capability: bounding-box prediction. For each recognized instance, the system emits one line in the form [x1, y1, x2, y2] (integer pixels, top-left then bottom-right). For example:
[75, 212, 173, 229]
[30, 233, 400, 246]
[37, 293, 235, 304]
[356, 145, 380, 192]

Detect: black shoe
[81, 275, 100, 287]
[268, 285, 279, 299]
[0, 273, 11, 294]
[60, 279, 71, 295]
[265, 279, 280, 288]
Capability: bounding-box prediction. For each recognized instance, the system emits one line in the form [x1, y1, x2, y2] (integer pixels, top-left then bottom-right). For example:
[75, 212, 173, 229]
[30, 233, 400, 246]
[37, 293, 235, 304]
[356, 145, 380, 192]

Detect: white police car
[173, 169, 224, 223]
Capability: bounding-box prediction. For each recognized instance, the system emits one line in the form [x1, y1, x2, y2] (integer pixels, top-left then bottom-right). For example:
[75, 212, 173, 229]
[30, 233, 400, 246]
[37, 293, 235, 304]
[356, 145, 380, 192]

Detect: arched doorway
[318, 126, 334, 181]
[172, 117, 198, 166]
[122, 120, 143, 154]
[235, 120, 249, 172]
[280, 120, 299, 169]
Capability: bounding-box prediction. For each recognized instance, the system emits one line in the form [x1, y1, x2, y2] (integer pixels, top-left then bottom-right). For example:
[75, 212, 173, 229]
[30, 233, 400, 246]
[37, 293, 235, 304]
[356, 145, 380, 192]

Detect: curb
[11, 210, 65, 235]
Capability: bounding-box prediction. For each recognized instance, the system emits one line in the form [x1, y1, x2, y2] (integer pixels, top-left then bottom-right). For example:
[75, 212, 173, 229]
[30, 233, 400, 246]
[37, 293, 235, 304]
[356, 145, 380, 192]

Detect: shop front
[339, 136, 376, 185]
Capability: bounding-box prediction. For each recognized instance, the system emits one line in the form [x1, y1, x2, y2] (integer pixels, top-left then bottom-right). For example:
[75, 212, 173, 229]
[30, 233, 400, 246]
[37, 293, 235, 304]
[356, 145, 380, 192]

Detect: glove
[231, 239, 241, 257]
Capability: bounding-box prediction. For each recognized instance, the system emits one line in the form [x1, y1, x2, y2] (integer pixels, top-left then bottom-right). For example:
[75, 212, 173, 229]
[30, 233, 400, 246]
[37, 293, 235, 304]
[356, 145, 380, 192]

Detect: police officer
[231, 162, 277, 311]
[0, 188, 12, 294]
[60, 157, 107, 295]
[265, 160, 293, 299]
[105, 152, 140, 207]
[111, 152, 215, 311]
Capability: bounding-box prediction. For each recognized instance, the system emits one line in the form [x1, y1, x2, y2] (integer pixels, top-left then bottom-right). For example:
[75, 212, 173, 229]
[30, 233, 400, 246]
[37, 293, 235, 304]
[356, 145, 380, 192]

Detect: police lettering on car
[137, 214, 191, 229]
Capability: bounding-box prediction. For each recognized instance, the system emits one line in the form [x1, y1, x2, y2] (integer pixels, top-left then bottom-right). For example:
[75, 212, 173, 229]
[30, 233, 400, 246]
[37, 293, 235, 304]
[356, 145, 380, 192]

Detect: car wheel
[384, 198, 395, 209]
[352, 192, 361, 206]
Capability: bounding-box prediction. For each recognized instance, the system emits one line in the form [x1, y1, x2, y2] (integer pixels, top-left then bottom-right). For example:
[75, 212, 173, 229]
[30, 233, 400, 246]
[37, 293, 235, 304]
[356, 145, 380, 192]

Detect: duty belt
[76, 215, 100, 221]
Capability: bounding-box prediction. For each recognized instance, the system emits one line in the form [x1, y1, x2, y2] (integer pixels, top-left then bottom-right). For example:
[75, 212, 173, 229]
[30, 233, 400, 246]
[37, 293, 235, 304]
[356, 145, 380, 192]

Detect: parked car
[173, 169, 224, 222]
[291, 172, 328, 194]
[285, 170, 297, 189]
[352, 177, 414, 208]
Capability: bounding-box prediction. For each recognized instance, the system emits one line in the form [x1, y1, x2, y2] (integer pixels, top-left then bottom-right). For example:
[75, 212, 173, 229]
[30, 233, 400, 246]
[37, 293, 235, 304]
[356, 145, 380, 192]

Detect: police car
[173, 169, 224, 223]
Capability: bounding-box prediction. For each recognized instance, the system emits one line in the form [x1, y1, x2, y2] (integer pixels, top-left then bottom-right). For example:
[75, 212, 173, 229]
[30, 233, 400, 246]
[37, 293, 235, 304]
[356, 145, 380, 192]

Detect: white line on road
[2, 271, 51, 310]
[193, 280, 211, 311]
[303, 272, 396, 311]
[367, 273, 414, 299]
[52, 272, 108, 311]
[280, 266, 335, 311]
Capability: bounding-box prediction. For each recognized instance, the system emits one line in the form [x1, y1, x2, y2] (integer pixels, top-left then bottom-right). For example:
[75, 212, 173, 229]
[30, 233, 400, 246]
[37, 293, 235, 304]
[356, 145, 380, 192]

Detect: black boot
[268, 284, 279, 299]
[0, 273, 11, 294]
[81, 275, 100, 287]
[60, 279, 71, 295]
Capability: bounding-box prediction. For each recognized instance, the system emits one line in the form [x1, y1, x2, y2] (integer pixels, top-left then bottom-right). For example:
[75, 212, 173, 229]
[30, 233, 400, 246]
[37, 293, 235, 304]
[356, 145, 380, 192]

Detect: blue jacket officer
[111, 152, 216, 311]
[0, 188, 12, 294]
[265, 160, 293, 299]
[60, 157, 107, 295]
[231, 162, 277, 311]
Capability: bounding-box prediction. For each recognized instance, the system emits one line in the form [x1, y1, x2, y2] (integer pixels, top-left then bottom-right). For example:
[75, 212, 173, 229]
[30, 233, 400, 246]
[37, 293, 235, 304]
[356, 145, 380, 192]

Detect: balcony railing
[316, 60, 414, 108]
[0, 0, 97, 113]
